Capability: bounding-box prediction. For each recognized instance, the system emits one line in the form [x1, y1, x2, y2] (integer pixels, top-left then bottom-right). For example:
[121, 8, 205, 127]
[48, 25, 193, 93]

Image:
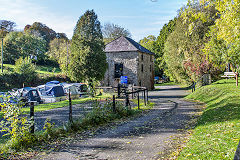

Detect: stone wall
[137, 52, 154, 90]
[103, 51, 154, 90]
[103, 51, 139, 87]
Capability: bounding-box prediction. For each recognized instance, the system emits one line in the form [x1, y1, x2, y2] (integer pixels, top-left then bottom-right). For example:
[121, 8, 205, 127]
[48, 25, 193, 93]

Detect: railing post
[137, 91, 140, 110]
[125, 93, 129, 108]
[68, 88, 73, 123]
[146, 89, 148, 104]
[112, 95, 116, 113]
[30, 102, 34, 134]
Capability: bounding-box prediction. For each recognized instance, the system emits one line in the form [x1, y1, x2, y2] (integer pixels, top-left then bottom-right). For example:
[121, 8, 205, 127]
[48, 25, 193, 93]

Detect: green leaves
[69, 10, 107, 82]
[3, 32, 47, 63]
[203, 0, 240, 72]
[14, 57, 37, 83]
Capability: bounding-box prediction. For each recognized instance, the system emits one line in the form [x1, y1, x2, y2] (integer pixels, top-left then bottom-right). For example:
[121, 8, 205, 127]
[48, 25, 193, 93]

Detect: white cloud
[0, 0, 75, 38]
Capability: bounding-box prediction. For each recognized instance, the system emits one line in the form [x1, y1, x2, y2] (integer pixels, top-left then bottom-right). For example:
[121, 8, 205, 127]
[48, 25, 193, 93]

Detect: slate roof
[105, 36, 155, 55]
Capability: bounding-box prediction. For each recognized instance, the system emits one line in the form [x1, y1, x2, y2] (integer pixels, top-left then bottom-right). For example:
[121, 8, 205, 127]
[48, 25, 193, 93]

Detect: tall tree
[69, 10, 107, 82]
[202, 0, 240, 85]
[24, 22, 57, 48]
[0, 20, 16, 37]
[155, 18, 176, 72]
[47, 38, 70, 73]
[139, 35, 156, 52]
[164, 1, 218, 84]
[3, 32, 47, 63]
[102, 23, 131, 44]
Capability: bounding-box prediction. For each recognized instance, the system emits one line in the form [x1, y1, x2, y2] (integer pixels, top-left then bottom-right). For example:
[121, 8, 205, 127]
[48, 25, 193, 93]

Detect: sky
[0, 0, 187, 41]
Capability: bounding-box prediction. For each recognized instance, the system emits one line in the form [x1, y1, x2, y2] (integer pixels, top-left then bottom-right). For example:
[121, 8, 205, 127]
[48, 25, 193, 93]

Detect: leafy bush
[14, 57, 37, 83]
[0, 103, 37, 153]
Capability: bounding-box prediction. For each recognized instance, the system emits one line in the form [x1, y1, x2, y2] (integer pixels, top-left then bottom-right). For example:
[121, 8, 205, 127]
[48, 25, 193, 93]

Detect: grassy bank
[3, 64, 61, 75]
[178, 79, 240, 159]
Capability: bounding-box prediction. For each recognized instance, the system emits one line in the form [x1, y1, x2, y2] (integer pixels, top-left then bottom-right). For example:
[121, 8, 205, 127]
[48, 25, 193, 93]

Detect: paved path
[34, 85, 202, 160]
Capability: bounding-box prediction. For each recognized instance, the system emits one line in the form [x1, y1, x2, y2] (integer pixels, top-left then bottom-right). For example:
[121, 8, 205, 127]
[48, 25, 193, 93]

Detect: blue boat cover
[46, 85, 65, 97]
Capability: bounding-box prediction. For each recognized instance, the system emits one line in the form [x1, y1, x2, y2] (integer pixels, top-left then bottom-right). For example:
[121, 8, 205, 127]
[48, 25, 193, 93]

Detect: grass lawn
[3, 64, 61, 75]
[21, 93, 112, 114]
[131, 99, 154, 110]
[178, 79, 240, 159]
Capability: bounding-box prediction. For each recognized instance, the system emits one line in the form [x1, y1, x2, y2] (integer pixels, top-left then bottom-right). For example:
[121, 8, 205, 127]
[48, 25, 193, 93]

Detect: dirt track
[34, 85, 202, 160]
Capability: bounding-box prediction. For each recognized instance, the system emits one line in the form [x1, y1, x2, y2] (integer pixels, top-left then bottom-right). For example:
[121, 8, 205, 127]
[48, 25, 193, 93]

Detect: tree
[69, 10, 107, 82]
[102, 23, 131, 44]
[202, 0, 240, 86]
[24, 22, 57, 48]
[155, 18, 176, 73]
[15, 57, 37, 83]
[47, 38, 70, 73]
[0, 20, 16, 37]
[163, 1, 219, 84]
[3, 32, 47, 63]
[139, 35, 156, 52]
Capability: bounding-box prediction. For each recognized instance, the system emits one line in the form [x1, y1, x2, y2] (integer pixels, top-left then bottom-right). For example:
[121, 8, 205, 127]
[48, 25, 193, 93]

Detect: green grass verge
[131, 99, 154, 110]
[178, 79, 240, 159]
[21, 94, 112, 114]
[3, 64, 61, 75]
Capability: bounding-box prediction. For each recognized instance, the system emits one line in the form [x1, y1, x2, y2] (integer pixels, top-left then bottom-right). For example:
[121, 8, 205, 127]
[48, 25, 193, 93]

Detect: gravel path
[34, 85, 202, 160]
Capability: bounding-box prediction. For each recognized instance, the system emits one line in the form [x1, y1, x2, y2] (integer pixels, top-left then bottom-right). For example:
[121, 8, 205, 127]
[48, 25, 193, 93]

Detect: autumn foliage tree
[69, 10, 107, 82]
[47, 38, 70, 73]
[163, 1, 219, 84]
[202, 0, 240, 86]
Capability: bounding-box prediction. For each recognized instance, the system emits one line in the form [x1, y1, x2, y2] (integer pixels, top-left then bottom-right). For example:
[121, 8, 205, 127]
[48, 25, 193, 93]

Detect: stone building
[103, 36, 155, 90]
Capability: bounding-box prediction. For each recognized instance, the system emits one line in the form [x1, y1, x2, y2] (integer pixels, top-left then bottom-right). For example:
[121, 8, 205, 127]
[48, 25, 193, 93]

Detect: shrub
[14, 57, 37, 83]
[0, 103, 37, 153]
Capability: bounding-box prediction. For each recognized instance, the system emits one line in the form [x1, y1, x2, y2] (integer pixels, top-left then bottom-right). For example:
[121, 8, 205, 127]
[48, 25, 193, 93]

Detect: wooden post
[132, 87, 134, 99]
[144, 89, 146, 106]
[117, 84, 120, 97]
[137, 91, 140, 110]
[112, 95, 116, 113]
[30, 102, 34, 133]
[146, 89, 148, 104]
[125, 93, 129, 107]
[68, 88, 73, 123]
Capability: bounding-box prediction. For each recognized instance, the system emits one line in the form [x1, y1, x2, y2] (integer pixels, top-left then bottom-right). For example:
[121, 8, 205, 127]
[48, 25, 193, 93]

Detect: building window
[141, 64, 143, 72]
[150, 65, 152, 72]
[141, 54, 144, 61]
[139, 80, 142, 86]
[114, 63, 123, 78]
